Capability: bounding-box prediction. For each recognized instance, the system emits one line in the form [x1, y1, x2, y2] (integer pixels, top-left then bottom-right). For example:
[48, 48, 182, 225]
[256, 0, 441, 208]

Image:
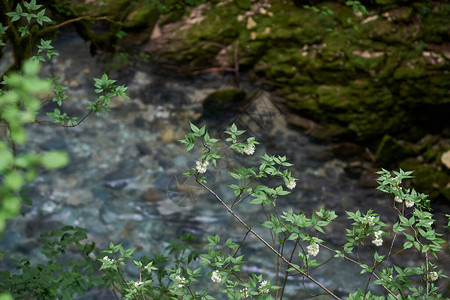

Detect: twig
[34, 110, 93, 127]
[196, 177, 341, 300]
[54, 16, 116, 29]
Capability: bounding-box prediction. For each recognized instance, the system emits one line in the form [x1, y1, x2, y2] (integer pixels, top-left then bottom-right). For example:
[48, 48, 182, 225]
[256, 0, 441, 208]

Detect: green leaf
[4, 171, 23, 191]
[229, 172, 241, 180]
[41, 151, 69, 170]
[0, 293, 13, 300]
[189, 122, 199, 133]
[403, 241, 413, 249]
[206, 234, 220, 246]
[226, 238, 238, 250]
[2, 196, 20, 216]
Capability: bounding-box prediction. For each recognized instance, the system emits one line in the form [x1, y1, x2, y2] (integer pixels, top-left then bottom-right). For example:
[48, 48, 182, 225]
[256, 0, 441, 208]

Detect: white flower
[372, 231, 384, 246]
[240, 287, 248, 298]
[243, 144, 255, 155]
[393, 176, 401, 184]
[286, 179, 296, 190]
[307, 243, 319, 257]
[372, 231, 383, 246]
[372, 238, 383, 246]
[405, 199, 414, 208]
[259, 280, 269, 294]
[374, 230, 383, 238]
[103, 256, 114, 263]
[134, 281, 143, 288]
[364, 215, 375, 226]
[394, 196, 403, 203]
[175, 275, 186, 288]
[429, 271, 438, 281]
[211, 270, 222, 283]
[195, 160, 209, 173]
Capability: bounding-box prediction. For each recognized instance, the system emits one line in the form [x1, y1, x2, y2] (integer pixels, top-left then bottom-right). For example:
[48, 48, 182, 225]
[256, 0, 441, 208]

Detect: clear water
[1, 31, 396, 298]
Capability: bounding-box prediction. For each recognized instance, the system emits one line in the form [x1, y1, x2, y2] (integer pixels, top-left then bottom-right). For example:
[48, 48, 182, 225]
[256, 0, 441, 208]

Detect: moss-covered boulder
[141, 0, 449, 198]
[147, 1, 449, 144]
[85, 0, 160, 31]
[202, 89, 247, 118]
[399, 158, 450, 200]
[376, 135, 417, 169]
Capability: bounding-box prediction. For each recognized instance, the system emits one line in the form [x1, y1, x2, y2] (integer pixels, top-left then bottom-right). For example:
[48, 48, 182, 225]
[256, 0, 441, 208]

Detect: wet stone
[40, 137, 68, 151]
[133, 116, 148, 128]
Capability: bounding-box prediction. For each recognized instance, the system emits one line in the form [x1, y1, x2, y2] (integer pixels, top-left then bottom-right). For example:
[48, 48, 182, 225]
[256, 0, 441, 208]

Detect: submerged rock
[202, 88, 248, 119]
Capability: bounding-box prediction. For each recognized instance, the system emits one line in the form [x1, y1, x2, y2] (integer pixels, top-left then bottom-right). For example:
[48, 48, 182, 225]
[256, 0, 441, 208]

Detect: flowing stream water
[1, 31, 405, 298]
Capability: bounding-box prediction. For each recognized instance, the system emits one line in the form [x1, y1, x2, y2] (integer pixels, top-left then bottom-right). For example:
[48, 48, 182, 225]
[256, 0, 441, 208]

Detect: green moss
[239, 41, 268, 66]
[159, 9, 185, 26]
[347, 50, 385, 73]
[123, 3, 160, 29]
[233, 0, 251, 10]
[394, 59, 425, 79]
[94, 0, 133, 20]
[150, 0, 448, 145]
[376, 135, 417, 169]
[399, 159, 450, 199]
[418, 3, 450, 43]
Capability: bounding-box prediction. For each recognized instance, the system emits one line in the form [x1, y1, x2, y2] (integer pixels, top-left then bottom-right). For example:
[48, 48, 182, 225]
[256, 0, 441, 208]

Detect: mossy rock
[159, 9, 185, 26]
[148, 0, 448, 146]
[90, 0, 134, 20]
[202, 89, 247, 118]
[123, 3, 160, 30]
[399, 158, 450, 200]
[347, 50, 386, 73]
[163, 1, 245, 65]
[233, 0, 251, 10]
[376, 135, 417, 169]
[417, 3, 450, 43]
[393, 58, 426, 79]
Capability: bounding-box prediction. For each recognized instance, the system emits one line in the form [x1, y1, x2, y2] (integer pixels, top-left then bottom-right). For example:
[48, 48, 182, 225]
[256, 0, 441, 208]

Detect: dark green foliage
[0, 226, 103, 299]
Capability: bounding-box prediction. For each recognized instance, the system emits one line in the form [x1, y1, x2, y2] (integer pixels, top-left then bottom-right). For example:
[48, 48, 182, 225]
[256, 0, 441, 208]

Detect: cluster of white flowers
[175, 275, 186, 288]
[286, 179, 296, 190]
[103, 256, 114, 263]
[405, 199, 414, 208]
[259, 280, 269, 294]
[372, 230, 383, 246]
[429, 271, 438, 281]
[211, 270, 222, 283]
[134, 281, 143, 288]
[363, 215, 375, 227]
[394, 195, 415, 208]
[195, 160, 209, 173]
[243, 144, 255, 155]
[240, 287, 248, 298]
[307, 243, 319, 257]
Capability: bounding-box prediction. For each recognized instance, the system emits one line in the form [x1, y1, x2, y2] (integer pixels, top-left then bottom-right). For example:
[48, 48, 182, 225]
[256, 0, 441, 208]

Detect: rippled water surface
[1, 32, 402, 298]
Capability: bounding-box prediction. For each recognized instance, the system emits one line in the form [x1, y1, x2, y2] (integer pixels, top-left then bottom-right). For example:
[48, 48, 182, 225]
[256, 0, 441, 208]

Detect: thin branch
[279, 238, 299, 299]
[34, 110, 93, 127]
[54, 16, 116, 29]
[196, 177, 341, 300]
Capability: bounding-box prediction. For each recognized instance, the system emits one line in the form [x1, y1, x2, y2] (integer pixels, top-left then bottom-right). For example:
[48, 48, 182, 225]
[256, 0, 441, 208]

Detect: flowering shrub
[90, 123, 449, 299]
[0, 2, 448, 298]
[2, 123, 448, 299]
